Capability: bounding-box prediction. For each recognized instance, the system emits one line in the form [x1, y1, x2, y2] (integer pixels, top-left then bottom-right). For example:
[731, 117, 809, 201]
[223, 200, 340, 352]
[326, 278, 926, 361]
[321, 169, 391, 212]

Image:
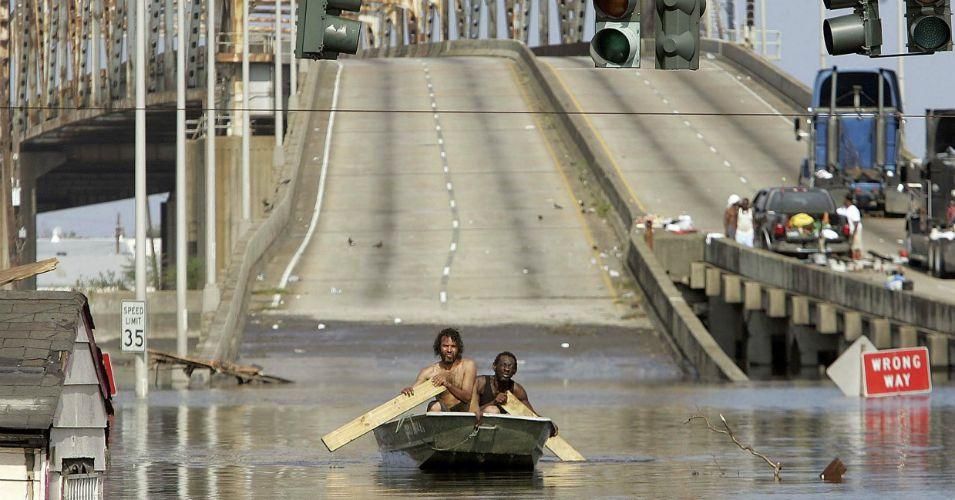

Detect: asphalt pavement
[254, 57, 641, 326]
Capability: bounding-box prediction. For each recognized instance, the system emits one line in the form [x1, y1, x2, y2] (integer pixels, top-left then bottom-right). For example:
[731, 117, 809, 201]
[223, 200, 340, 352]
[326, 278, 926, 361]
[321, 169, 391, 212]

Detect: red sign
[102, 352, 117, 396]
[862, 347, 932, 397]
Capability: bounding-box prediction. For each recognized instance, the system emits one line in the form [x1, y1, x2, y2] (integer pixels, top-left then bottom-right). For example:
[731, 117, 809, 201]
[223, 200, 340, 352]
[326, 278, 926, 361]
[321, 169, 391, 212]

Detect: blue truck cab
[797, 67, 907, 214]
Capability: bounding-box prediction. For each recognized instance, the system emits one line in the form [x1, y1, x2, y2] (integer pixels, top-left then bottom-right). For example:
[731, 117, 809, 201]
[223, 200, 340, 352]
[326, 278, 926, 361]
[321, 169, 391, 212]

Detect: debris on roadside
[150, 349, 292, 384]
[633, 214, 697, 234]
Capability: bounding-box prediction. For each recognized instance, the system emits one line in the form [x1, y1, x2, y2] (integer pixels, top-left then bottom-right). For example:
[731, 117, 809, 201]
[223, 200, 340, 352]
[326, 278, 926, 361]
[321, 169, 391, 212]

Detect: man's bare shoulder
[456, 357, 477, 370]
[513, 381, 530, 399]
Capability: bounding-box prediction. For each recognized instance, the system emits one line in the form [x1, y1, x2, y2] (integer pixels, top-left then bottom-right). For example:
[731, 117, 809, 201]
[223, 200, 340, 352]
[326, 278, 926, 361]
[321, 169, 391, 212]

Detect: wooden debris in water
[685, 413, 782, 481]
[0, 258, 58, 286]
[149, 349, 292, 384]
[820, 457, 846, 483]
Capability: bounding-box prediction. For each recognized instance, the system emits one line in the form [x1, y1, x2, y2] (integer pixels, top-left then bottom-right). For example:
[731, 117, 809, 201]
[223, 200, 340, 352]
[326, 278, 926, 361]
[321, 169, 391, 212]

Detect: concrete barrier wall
[705, 238, 955, 336]
[86, 290, 203, 342]
[196, 59, 329, 362]
[360, 40, 747, 382]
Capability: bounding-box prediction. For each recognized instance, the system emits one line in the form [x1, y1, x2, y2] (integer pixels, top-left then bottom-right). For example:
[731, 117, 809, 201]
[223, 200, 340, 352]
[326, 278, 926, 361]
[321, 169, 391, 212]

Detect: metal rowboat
[373, 412, 553, 470]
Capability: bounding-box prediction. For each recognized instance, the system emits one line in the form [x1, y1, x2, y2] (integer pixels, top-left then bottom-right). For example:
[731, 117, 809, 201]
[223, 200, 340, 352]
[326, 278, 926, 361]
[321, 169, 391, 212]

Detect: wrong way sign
[862, 347, 931, 398]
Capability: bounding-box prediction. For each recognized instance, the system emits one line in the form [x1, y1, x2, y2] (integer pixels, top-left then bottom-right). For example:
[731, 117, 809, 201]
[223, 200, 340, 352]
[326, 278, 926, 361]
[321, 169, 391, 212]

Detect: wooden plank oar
[322, 379, 446, 452]
[0, 257, 58, 286]
[500, 391, 585, 462]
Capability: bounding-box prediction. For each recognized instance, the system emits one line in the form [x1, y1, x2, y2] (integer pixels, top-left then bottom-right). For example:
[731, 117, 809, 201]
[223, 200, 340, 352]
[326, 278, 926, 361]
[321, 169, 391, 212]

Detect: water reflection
[104, 323, 955, 498]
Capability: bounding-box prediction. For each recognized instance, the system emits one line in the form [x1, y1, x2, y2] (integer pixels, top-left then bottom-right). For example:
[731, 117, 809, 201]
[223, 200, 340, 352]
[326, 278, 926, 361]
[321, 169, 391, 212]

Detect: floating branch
[685, 413, 782, 481]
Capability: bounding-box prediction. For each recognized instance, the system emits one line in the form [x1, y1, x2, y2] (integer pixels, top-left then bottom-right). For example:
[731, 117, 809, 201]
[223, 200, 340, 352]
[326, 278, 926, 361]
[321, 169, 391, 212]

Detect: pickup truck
[751, 187, 852, 257]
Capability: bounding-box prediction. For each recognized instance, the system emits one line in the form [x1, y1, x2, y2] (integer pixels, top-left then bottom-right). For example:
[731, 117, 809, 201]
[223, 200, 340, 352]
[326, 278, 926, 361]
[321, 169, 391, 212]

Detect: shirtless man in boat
[476, 351, 557, 436]
[400, 327, 478, 413]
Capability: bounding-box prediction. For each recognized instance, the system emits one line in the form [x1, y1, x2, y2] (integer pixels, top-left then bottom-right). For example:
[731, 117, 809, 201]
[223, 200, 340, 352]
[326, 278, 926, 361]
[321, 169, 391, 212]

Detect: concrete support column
[791, 296, 809, 325]
[791, 324, 839, 367]
[766, 288, 786, 318]
[843, 311, 862, 342]
[898, 326, 918, 348]
[708, 298, 743, 360]
[723, 274, 742, 303]
[705, 268, 721, 297]
[815, 303, 838, 334]
[927, 334, 949, 368]
[871, 318, 892, 349]
[744, 282, 762, 310]
[20, 174, 36, 289]
[746, 313, 785, 366]
[17, 152, 66, 290]
[690, 262, 706, 289]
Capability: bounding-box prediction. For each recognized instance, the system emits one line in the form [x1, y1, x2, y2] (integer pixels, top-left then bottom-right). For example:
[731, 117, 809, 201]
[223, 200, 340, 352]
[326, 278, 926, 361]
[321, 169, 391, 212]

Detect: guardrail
[705, 237, 955, 337]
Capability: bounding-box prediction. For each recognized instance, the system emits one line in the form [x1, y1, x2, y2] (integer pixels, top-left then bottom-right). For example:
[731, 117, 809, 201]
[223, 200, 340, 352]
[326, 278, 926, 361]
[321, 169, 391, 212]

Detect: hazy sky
[765, 0, 954, 158]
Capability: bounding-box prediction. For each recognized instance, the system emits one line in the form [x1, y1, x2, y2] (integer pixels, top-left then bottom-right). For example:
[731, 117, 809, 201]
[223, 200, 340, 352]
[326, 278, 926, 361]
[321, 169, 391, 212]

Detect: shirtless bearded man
[400, 328, 478, 412]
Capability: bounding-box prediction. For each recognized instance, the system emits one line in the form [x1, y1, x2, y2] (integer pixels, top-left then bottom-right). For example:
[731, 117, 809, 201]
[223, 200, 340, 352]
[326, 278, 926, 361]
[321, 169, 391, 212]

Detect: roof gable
[0, 292, 93, 431]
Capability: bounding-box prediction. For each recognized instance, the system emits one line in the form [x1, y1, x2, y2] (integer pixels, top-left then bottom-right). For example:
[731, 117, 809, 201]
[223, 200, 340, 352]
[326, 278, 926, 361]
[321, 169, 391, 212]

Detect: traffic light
[590, 0, 641, 67]
[905, 0, 952, 53]
[822, 0, 882, 56]
[654, 0, 706, 70]
[295, 0, 364, 60]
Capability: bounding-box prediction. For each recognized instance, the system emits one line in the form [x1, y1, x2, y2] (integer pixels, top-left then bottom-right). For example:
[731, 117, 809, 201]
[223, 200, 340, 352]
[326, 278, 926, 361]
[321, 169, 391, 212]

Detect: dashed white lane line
[423, 61, 458, 307]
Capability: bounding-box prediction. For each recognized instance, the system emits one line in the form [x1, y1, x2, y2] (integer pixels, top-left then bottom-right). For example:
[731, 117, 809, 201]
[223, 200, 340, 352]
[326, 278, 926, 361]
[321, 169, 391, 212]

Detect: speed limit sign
[121, 300, 147, 352]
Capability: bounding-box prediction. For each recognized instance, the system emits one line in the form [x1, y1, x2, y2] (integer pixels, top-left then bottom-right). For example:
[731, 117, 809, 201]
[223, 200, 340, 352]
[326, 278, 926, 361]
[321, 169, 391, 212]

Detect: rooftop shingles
[0, 291, 89, 431]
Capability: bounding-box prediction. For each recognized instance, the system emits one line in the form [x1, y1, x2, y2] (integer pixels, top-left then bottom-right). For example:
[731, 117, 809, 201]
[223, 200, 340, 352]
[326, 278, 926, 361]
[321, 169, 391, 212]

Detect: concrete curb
[359, 40, 747, 382]
[194, 60, 328, 365]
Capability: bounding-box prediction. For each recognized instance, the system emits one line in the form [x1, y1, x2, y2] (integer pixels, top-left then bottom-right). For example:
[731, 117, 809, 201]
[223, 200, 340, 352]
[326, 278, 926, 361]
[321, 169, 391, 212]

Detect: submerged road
[105, 321, 955, 498]
[254, 57, 641, 326]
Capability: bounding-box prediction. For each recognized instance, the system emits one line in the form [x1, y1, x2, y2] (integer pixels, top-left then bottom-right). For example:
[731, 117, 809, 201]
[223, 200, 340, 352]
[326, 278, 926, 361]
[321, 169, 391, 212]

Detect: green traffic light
[593, 30, 632, 65]
[912, 16, 951, 51]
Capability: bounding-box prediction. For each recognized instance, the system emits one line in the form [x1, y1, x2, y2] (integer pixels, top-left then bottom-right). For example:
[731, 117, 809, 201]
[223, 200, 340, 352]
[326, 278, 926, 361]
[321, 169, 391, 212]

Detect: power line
[0, 104, 935, 119]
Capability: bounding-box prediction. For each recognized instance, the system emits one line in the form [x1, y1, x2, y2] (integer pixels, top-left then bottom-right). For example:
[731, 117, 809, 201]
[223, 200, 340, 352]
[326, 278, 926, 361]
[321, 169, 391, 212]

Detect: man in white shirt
[837, 195, 863, 260]
[735, 198, 755, 248]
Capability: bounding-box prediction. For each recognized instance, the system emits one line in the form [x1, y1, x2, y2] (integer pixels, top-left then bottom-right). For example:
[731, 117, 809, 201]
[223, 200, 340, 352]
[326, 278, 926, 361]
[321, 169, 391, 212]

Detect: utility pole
[134, 0, 148, 399]
[176, 0, 189, 370]
[242, 0, 251, 223]
[291, 0, 298, 96]
[274, 0, 285, 168]
[204, 0, 220, 313]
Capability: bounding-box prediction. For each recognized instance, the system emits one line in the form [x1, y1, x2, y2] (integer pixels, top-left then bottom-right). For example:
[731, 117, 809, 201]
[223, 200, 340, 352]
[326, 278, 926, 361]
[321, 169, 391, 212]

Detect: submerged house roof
[0, 291, 110, 435]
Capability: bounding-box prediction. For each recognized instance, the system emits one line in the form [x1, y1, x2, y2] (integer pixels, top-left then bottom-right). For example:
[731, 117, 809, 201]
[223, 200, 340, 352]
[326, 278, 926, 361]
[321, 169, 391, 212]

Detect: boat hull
[373, 412, 552, 470]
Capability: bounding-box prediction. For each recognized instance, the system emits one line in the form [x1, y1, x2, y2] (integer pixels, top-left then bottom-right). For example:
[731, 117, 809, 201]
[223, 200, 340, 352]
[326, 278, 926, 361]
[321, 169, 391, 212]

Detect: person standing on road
[838, 195, 863, 260]
[724, 194, 740, 238]
[735, 198, 754, 247]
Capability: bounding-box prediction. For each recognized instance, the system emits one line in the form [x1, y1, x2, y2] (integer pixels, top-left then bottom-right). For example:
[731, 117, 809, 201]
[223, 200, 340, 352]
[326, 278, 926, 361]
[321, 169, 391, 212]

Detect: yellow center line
[505, 61, 620, 303]
[538, 58, 648, 215]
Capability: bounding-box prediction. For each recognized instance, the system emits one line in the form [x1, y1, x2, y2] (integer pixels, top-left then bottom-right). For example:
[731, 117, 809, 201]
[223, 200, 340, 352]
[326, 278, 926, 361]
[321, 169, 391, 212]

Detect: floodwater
[106, 320, 955, 498]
